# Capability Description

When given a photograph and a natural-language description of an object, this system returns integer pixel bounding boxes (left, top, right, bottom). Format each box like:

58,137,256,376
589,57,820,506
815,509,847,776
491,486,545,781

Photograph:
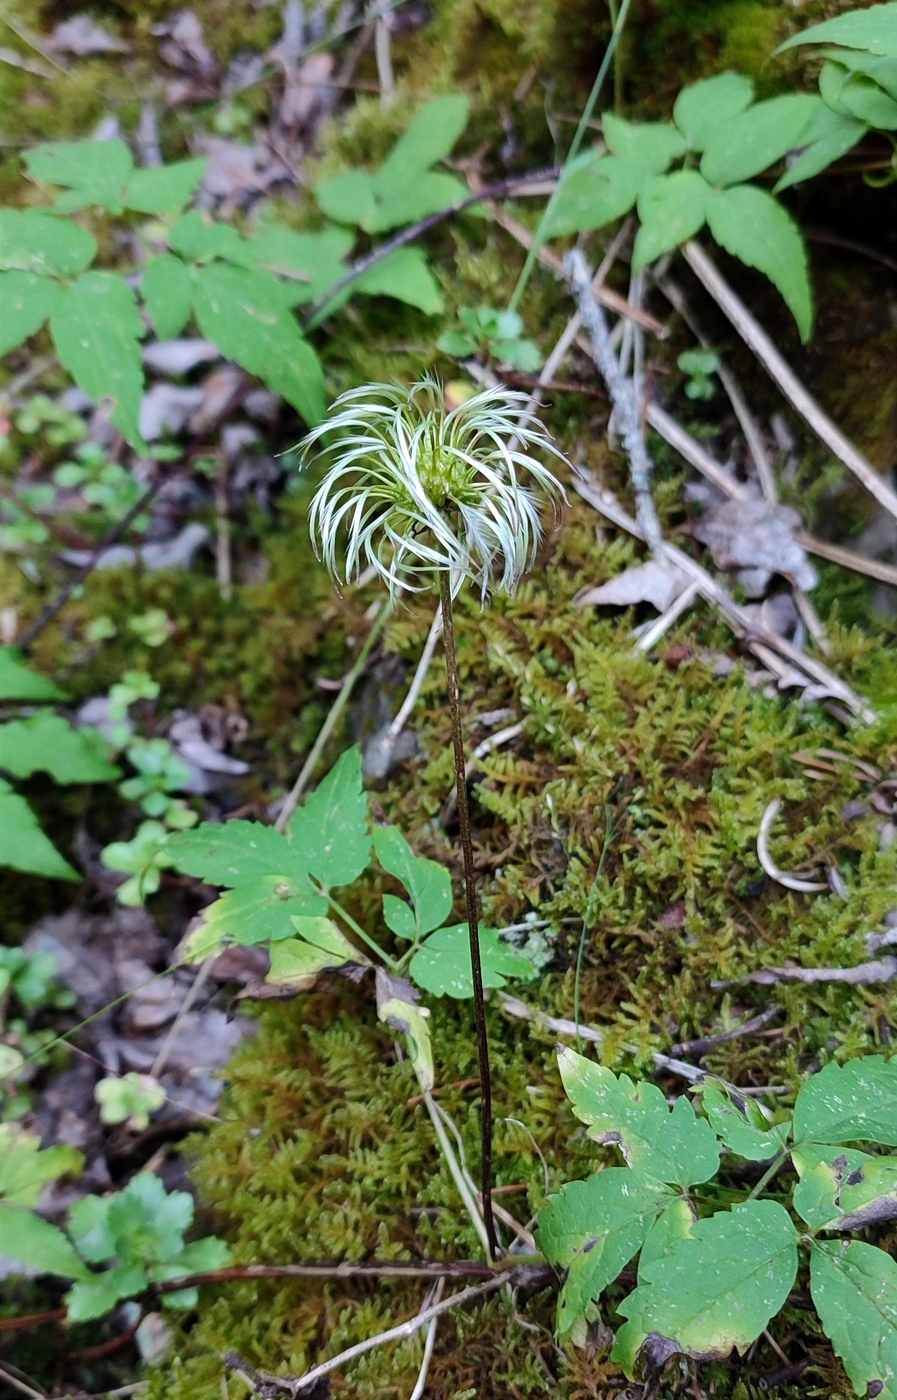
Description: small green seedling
676,348,720,400
127,609,172,648
102,819,176,905
95,1072,166,1131
438,306,543,372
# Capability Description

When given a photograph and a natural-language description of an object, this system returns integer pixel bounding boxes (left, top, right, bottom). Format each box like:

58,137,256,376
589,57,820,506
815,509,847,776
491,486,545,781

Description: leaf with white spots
794,1145,897,1231
811,1239,897,1399
288,745,371,889
793,1055,897,1148
409,923,537,999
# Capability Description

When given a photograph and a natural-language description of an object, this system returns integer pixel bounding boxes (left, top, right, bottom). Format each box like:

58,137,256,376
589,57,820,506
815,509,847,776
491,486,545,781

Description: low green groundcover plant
536,1048,897,1396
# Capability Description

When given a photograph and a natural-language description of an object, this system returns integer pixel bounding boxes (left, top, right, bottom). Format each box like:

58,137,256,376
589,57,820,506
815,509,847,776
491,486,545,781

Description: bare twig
797,532,897,591
682,241,897,526
409,1279,444,1400
670,1006,782,1058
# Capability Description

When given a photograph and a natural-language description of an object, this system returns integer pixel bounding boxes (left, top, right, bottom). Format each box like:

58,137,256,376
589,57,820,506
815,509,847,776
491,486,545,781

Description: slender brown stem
437,571,498,1259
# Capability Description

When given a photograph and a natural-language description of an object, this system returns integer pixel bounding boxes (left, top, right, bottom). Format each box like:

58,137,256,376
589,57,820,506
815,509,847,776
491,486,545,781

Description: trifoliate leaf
699,1081,791,1163
700,94,821,186
602,114,686,172
373,825,453,939
0,648,64,702
142,254,193,339
375,968,434,1092
811,1239,897,1398
673,73,755,150
288,745,371,889
612,1201,799,1376
0,778,79,880
409,924,537,999
536,1168,672,1339
0,1208,91,1282
353,247,444,315
0,712,118,783
705,184,813,341
557,1048,721,1187
794,1145,897,1231
775,5,897,58
24,139,134,213
793,1055,897,1147
192,261,324,424
544,152,644,238
124,158,209,214
774,104,868,191
0,208,96,277
0,271,62,356
632,170,710,271
181,879,327,961
0,1125,83,1205
50,271,146,448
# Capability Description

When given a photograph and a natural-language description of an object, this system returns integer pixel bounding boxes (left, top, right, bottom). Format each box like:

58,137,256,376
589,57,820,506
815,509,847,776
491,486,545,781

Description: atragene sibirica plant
301,378,567,1257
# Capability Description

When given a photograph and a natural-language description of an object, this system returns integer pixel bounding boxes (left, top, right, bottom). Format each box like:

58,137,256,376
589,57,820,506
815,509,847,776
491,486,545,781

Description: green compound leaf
353,247,444,315
705,184,812,342
123,158,208,214
699,1080,791,1163
0,208,97,277
373,824,453,940
0,271,62,356
191,261,324,425
810,1239,897,1399
25,139,134,214
544,152,643,238
0,1124,83,1206
794,1145,897,1231
700,93,821,187
793,1055,897,1147
612,1201,799,1377
776,5,897,58
673,73,755,150
181,879,327,961
536,1168,672,1340
774,103,868,192
288,745,371,889
50,271,146,448
0,1208,91,1282
0,778,79,880
602,113,687,173
557,1047,721,1187
409,923,537,999
0,648,64,702
142,254,193,339
632,170,710,271
375,968,434,1093
0,712,118,783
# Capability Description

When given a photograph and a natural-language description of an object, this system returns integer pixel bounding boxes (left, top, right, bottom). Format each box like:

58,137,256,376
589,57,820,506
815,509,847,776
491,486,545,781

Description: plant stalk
437,570,498,1259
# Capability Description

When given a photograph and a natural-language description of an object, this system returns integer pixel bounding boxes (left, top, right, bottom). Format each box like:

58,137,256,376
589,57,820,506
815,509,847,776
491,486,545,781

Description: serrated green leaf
700,93,821,186
774,104,867,191
776,5,897,58
0,1124,82,1205
0,713,118,783
811,1239,897,1399
699,1081,791,1162
167,819,299,886
544,152,644,237
673,73,755,150
236,225,353,305
50,271,146,448
705,184,813,341
316,169,378,226
363,171,468,235
0,648,64,702
66,1264,147,1321
353,246,444,315
0,1207,91,1282
603,113,686,173
25,140,134,213
375,967,434,1092
191,261,324,424
557,1047,721,1187
612,1201,799,1376
409,923,537,999
0,271,62,356
373,825,453,938
141,254,193,339
167,210,246,262
794,1145,897,1231
288,746,371,888
0,778,78,880
181,879,327,961
124,158,209,214
793,1055,897,1147
536,1168,672,1339
632,171,710,270
0,209,96,277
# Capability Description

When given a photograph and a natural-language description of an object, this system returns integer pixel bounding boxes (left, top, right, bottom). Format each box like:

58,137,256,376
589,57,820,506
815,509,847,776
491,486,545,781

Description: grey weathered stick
566,249,662,551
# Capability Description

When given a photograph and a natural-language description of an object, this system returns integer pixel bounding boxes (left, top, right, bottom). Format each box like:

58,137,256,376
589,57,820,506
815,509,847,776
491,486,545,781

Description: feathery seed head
300,379,568,601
